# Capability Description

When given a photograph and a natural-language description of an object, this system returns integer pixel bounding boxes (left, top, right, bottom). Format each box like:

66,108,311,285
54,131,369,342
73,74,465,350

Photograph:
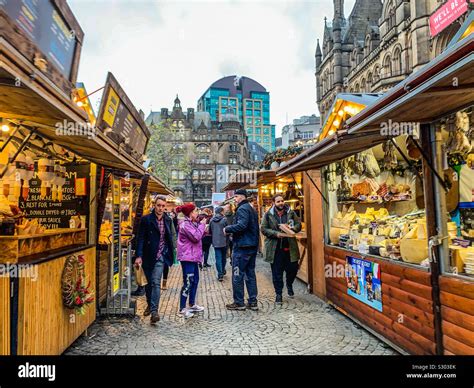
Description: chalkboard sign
111,176,121,296
96,73,150,161
1,0,78,78
19,163,90,229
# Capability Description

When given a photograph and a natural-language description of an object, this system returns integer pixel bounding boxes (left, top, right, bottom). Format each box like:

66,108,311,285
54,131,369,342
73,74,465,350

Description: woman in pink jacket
176,203,207,318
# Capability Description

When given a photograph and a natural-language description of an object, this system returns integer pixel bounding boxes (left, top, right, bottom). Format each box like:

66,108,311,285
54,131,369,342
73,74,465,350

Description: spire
333,0,344,21
315,39,322,58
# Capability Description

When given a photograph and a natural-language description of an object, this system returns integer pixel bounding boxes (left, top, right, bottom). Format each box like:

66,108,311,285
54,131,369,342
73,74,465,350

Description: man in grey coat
209,206,228,281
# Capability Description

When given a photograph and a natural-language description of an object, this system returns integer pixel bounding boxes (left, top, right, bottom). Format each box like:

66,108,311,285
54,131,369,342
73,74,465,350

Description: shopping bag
134,264,148,286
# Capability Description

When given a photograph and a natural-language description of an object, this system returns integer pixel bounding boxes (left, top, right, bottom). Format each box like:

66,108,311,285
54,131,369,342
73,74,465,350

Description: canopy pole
304,171,328,205
407,134,448,191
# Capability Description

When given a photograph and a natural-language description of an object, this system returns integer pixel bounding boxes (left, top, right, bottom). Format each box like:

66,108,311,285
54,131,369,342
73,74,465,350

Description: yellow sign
103,87,120,128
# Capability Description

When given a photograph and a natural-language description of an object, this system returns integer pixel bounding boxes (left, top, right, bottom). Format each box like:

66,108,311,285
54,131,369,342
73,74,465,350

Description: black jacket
136,210,177,268
224,200,259,249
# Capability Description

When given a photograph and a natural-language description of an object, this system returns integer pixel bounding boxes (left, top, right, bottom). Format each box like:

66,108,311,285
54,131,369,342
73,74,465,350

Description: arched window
354,83,360,93
367,73,373,90
373,65,381,82
361,78,366,93
383,55,392,77
364,35,371,57
393,46,402,75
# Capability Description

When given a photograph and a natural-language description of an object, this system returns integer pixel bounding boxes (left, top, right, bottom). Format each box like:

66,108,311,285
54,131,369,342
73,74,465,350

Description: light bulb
0,118,10,132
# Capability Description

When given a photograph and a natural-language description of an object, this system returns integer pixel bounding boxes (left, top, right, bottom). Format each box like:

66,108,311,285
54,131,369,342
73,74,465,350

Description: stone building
281,114,321,149
316,0,472,122
146,96,251,207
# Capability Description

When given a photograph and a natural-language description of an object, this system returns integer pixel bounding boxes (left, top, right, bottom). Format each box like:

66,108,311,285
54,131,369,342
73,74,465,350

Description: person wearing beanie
223,189,260,311
209,206,228,281
135,195,177,324
175,203,207,318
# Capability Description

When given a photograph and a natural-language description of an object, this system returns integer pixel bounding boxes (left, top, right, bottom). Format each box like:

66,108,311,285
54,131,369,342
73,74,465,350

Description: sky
69,0,356,137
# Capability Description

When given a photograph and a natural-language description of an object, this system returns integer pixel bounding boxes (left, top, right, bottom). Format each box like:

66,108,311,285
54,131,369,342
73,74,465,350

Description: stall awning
222,169,277,191
0,42,150,175
147,174,173,195
346,33,474,133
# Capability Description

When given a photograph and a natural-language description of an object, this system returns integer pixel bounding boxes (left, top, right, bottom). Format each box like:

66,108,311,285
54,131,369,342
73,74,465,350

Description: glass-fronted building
197,76,276,152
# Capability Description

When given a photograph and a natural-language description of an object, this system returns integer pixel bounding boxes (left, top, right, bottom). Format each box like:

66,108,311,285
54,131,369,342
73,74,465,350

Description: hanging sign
430,0,474,37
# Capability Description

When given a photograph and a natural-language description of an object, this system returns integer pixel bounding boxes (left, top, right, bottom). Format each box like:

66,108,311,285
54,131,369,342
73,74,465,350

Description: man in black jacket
224,189,260,311
135,195,176,324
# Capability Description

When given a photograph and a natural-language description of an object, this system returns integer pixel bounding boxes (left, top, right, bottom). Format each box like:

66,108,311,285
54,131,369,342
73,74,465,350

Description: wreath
61,254,94,315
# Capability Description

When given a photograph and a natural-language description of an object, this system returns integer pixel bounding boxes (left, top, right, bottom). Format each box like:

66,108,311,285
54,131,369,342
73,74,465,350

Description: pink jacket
177,218,206,262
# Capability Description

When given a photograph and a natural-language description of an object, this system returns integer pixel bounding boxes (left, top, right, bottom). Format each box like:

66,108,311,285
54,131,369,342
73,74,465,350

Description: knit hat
175,203,196,217
215,206,224,214
234,189,249,197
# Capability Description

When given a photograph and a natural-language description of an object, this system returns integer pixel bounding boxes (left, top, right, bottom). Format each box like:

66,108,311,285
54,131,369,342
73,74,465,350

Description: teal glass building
197,76,276,152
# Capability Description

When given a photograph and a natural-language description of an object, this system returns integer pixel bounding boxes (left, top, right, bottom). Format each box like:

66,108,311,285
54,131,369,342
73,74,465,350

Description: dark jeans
180,261,200,310
214,246,227,278
271,248,298,296
232,247,258,306
163,262,169,280
144,258,165,314
202,242,211,266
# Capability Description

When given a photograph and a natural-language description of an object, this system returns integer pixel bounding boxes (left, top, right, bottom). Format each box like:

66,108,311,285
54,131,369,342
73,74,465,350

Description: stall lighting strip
0,124,19,153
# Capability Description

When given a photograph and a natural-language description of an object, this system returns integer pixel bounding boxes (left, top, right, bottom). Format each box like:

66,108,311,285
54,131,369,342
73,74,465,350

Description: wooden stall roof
0,43,150,175
222,169,277,191
148,174,173,195
278,32,474,176
347,33,474,133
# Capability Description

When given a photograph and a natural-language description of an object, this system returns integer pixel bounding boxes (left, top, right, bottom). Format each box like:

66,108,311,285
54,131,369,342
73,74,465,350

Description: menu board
19,163,90,229
97,73,150,160
111,176,121,295
1,0,77,78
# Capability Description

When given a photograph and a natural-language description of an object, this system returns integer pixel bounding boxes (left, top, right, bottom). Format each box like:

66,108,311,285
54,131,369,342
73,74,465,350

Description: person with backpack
209,206,228,281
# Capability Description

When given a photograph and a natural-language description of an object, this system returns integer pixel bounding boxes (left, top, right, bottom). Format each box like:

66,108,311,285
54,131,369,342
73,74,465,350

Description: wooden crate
0,229,87,263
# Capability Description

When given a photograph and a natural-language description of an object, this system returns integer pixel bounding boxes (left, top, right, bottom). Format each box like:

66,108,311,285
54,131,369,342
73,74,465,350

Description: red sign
430,0,473,37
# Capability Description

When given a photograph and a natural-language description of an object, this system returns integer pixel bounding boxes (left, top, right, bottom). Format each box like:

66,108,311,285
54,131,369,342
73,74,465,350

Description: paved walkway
66,255,398,355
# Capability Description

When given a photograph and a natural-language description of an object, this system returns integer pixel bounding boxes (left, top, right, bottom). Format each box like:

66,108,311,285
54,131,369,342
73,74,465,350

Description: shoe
288,287,295,298
189,304,205,313
199,264,203,270
247,302,259,311
223,270,227,276
143,306,151,316
204,264,212,268
131,286,145,297
226,303,246,311
161,280,168,290
150,313,160,324
275,295,283,304
178,308,195,319
218,277,224,282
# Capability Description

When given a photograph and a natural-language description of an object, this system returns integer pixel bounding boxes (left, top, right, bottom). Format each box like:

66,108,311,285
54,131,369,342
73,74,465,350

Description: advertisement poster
345,256,383,312
111,176,121,296
429,0,474,37
215,164,229,193
211,193,226,207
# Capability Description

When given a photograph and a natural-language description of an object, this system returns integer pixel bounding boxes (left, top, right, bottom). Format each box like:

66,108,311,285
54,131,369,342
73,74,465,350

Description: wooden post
420,123,444,355
132,174,150,252
303,173,314,293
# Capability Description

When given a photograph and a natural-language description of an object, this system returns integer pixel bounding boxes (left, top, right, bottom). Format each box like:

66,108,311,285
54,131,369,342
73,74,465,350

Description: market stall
278,24,474,355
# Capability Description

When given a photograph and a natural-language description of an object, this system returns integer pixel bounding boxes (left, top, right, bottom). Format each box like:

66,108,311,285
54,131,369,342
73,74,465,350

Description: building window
256,136,261,143
255,128,261,134
229,99,237,107
207,170,213,179
393,47,402,75
172,170,178,179
255,118,261,125
245,109,252,116
221,99,228,106
383,55,392,77
248,127,253,134
254,110,261,117
248,135,254,141
246,118,253,125
246,100,252,108
263,127,269,135
178,171,185,180
263,136,269,143
254,101,261,109
193,170,199,179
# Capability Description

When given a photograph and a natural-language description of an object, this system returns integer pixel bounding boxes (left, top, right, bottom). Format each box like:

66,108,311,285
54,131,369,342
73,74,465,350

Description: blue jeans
214,246,227,278
232,247,258,306
144,258,165,314
180,261,200,310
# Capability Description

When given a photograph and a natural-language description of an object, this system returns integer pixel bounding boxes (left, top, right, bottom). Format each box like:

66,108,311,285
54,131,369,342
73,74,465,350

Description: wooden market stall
0,1,172,354
223,169,310,284
278,23,474,355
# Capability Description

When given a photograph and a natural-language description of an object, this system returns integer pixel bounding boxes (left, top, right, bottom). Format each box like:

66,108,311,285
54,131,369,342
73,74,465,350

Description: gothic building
146,96,251,207
316,0,471,122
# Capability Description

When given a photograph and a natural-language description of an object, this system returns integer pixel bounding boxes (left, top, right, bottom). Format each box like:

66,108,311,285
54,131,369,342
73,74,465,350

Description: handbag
134,264,148,286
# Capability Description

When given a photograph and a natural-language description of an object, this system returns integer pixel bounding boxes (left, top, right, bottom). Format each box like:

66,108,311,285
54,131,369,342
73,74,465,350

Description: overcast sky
69,0,356,136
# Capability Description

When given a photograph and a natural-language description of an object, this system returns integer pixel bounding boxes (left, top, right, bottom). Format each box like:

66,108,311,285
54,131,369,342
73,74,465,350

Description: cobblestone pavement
66,255,398,355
